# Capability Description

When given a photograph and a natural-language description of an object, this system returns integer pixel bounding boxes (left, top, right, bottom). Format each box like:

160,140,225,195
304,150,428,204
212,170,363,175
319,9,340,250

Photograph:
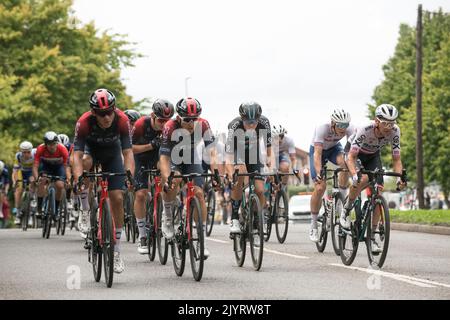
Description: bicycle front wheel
60,194,68,236
205,188,216,237
366,196,390,268
171,203,186,277
316,200,328,253
189,197,204,281
330,192,344,256
249,194,264,271
339,200,360,266
156,195,168,265
90,201,102,282
21,191,30,232
102,199,115,288
146,193,157,262
275,190,289,244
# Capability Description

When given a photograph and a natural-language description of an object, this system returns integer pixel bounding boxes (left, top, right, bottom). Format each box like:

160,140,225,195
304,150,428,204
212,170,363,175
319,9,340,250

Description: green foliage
371,9,450,198
0,0,142,165
390,209,450,226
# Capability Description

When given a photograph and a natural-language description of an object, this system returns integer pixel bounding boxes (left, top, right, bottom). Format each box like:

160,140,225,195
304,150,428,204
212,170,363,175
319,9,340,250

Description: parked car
288,194,312,221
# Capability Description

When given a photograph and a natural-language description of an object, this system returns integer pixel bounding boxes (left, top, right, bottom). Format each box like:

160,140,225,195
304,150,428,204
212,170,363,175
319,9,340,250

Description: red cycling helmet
89,88,116,110
176,97,202,118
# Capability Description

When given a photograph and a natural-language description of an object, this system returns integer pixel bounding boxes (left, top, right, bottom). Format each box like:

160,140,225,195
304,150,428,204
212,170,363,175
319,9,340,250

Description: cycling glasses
181,117,198,123
335,122,350,129
379,120,396,129
156,117,170,124
94,108,115,117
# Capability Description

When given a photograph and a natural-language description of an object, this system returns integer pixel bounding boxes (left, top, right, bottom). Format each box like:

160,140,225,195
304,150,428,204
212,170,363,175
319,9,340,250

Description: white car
288,194,312,221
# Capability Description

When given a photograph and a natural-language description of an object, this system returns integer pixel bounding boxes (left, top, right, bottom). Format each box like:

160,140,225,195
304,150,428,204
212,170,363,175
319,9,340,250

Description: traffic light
303,168,310,185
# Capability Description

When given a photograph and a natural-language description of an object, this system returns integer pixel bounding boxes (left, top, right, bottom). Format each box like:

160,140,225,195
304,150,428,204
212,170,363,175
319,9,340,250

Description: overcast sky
72,0,449,151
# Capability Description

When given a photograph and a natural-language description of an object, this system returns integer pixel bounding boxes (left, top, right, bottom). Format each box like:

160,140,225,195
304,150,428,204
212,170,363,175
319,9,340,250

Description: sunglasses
45,142,58,146
335,122,350,129
181,117,198,123
94,108,115,117
379,120,396,128
243,119,258,126
156,117,170,124
22,151,32,154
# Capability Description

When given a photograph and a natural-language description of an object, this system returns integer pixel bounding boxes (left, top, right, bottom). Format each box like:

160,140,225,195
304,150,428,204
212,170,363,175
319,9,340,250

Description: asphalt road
1,222,450,300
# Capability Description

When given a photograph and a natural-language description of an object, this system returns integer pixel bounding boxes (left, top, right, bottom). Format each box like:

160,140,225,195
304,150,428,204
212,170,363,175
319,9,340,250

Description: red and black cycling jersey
73,109,132,152
159,118,215,158
34,144,69,166
132,115,161,162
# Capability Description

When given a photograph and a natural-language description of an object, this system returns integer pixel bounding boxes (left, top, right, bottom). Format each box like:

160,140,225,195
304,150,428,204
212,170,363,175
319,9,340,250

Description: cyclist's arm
346,151,358,177
209,147,218,172
313,144,323,178
133,144,154,154
392,155,403,175
289,153,297,170
73,150,84,183
160,155,171,186
122,148,135,177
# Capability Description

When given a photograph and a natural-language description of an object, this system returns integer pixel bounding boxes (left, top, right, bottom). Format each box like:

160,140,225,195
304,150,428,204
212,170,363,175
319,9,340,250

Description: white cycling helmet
57,134,70,146
44,131,59,144
272,125,288,137
375,104,398,121
331,109,351,124
0,160,4,172
20,141,33,152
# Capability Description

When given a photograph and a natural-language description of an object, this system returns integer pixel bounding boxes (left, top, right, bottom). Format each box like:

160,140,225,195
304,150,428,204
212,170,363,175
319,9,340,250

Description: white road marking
330,264,450,289
207,237,309,259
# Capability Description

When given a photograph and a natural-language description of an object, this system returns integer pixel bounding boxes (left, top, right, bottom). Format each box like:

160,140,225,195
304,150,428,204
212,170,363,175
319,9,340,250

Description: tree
371,9,450,206
0,0,141,164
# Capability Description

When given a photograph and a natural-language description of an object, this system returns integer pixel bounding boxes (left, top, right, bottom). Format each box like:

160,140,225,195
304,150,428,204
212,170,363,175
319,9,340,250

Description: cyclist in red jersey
73,88,135,274
31,131,69,218
159,97,218,259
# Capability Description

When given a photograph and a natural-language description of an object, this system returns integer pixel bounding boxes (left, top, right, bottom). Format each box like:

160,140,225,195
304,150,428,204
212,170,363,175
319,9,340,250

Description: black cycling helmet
152,99,175,119
239,102,262,121
124,109,141,123
44,131,59,144
176,97,202,118
89,88,116,110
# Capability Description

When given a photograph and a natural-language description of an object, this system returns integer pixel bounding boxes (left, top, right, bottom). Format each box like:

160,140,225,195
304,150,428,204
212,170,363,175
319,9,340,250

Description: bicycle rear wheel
331,192,343,256
145,193,157,262
263,201,273,242
156,195,169,265
127,191,137,243
60,194,68,236
45,193,54,239
249,194,264,271
275,189,289,244
171,203,186,277
339,200,360,266
205,187,216,237
102,199,114,288
366,196,390,268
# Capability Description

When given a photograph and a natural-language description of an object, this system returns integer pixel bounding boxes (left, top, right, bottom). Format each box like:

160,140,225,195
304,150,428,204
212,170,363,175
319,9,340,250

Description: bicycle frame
96,176,116,247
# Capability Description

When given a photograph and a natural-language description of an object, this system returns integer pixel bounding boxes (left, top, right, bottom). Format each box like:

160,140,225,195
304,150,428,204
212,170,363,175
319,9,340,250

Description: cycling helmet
0,161,4,172
89,88,116,110
57,134,70,146
152,99,175,119
124,109,141,123
272,125,287,137
330,109,351,124
239,102,262,121
19,141,33,152
176,97,202,118
44,131,59,144
375,104,398,121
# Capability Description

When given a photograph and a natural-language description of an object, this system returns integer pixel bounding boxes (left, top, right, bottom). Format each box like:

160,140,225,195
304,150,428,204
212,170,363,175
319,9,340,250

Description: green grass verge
390,209,450,227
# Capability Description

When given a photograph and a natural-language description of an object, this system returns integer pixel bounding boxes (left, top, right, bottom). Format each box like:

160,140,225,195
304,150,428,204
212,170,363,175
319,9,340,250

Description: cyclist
225,102,272,234
31,132,69,221
309,109,354,243
12,141,36,225
342,104,406,253
57,134,73,203
124,109,141,126
159,97,218,259
73,88,135,274
131,99,174,254
272,125,296,186
0,161,10,228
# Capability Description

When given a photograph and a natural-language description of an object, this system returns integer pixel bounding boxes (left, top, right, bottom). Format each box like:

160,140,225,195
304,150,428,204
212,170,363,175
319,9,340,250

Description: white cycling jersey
273,135,296,155
348,122,401,157
311,123,356,150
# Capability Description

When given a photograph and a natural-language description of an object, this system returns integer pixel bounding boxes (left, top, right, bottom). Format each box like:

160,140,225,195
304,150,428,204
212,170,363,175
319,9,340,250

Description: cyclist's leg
161,163,182,239
329,143,349,198
14,170,24,217
51,165,66,215
230,163,247,233
368,153,384,228
37,164,49,215
278,153,291,185
309,145,327,230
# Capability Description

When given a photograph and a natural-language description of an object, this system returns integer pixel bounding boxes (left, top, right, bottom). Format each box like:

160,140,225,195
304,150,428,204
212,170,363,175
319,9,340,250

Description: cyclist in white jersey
342,104,406,253
272,125,296,186
309,109,355,243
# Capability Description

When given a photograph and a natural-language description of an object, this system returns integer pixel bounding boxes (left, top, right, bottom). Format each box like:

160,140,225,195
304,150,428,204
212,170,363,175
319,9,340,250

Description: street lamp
185,76,191,97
